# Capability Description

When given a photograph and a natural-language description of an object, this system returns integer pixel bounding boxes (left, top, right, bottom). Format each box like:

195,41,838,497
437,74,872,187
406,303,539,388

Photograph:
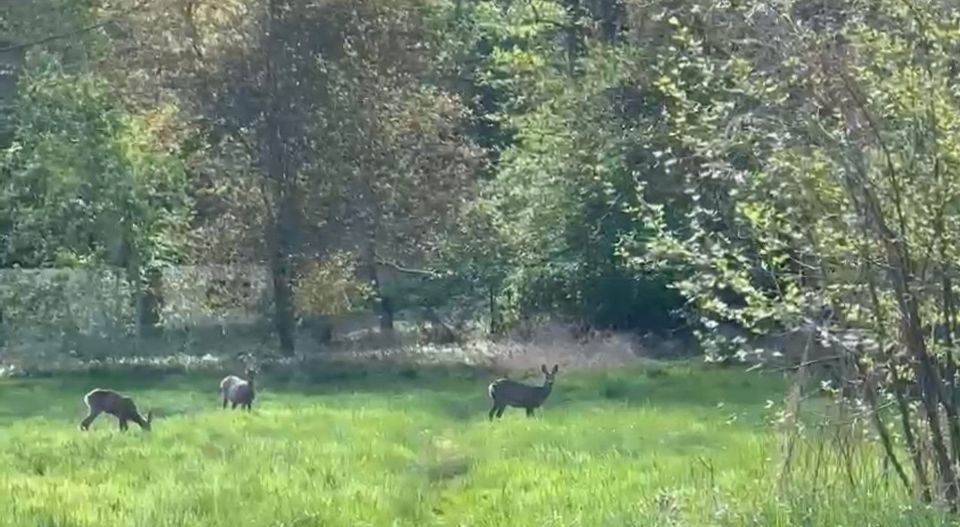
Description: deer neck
539,381,553,401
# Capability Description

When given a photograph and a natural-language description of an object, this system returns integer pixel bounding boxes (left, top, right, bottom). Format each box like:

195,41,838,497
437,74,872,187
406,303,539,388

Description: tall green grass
0,362,953,526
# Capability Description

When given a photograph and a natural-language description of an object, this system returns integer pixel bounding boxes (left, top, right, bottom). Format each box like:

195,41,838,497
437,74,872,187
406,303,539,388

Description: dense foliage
8,0,960,508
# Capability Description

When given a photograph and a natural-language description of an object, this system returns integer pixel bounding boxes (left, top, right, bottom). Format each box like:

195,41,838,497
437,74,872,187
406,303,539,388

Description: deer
79,389,153,432
488,364,559,420
220,366,257,411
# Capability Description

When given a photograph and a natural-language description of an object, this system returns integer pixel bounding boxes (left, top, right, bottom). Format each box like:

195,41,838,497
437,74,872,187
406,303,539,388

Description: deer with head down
488,364,559,420
220,366,257,411
79,389,153,432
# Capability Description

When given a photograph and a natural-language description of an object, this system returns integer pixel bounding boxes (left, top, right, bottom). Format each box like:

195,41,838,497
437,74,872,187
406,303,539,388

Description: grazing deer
79,389,152,432
488,364,559,420
220,367,256,411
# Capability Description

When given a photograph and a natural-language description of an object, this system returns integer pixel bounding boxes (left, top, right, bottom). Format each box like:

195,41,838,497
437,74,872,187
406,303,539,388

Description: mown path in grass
0,362,953,526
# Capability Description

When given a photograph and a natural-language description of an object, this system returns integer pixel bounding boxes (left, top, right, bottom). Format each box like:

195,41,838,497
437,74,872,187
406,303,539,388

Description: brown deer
488,364,559,420
79,389,152,432
220,367,256,411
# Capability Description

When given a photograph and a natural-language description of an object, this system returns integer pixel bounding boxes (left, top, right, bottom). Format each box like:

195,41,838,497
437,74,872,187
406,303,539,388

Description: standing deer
488,364,559,420
79,389,152,432
220,367,256,411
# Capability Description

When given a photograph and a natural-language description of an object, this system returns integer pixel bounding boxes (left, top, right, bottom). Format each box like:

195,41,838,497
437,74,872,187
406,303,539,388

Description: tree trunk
117,232,161,340
595,0,625,43
262,119,297,356
488,284,501,335
136,266,163,337
875,207,958,506
865,266,932,502
423,307,456,344
840,150,959,506
563,0,585,74
0,42,21,149
262,0,298,356
379,295,394,332
360,239,394,333
268,229,296,355
934,212,960,462
856,352,912,494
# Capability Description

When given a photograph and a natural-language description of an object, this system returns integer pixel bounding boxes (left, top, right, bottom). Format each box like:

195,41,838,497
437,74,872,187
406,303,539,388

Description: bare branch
374,254,441,278
0,1,149,53
526,0,571,30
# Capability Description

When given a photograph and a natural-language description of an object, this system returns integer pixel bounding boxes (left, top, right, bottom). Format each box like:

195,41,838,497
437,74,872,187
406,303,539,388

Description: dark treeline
0,0,690,346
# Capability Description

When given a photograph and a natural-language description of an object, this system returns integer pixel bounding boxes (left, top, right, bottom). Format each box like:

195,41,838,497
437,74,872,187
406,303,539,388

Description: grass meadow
0,360,955,526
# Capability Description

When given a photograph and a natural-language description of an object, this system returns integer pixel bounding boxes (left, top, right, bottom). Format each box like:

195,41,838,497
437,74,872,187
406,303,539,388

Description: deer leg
79,409,102,431
488,403,499,421
495,405,506,418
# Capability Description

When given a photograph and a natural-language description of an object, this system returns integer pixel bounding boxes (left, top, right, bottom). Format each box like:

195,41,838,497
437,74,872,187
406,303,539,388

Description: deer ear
552,364,559,374
541,364,548,374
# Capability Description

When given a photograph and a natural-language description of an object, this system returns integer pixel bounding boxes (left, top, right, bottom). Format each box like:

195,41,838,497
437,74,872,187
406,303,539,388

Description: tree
631,0,960,509
443,0,689,332
0,47,192,337
105,0,484,349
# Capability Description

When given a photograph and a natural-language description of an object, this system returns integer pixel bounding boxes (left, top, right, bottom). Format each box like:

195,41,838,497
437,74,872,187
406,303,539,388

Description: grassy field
0,360,953,526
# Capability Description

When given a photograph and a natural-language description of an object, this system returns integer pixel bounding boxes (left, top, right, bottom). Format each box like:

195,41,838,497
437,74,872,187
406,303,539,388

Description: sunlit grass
0,362,953,526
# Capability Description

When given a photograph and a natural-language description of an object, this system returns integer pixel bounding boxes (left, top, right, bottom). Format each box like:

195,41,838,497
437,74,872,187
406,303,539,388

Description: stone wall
0,265,271,350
